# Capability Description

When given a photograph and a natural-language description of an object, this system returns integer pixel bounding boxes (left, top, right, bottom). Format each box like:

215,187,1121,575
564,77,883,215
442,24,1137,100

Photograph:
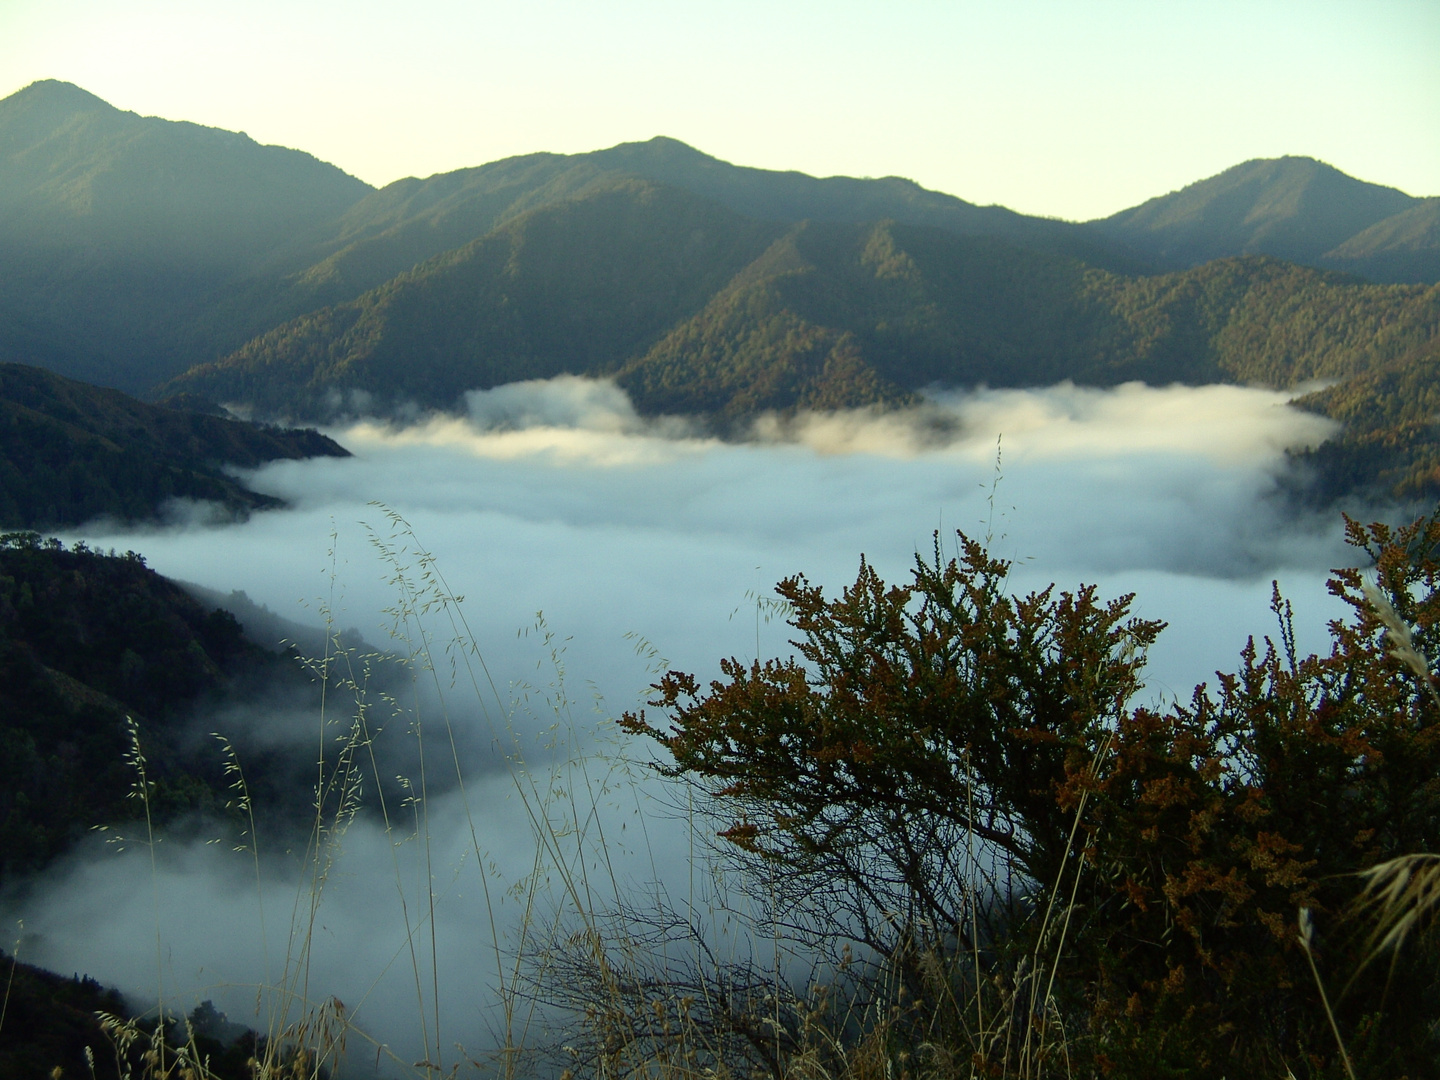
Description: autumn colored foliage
623,519,1440,1079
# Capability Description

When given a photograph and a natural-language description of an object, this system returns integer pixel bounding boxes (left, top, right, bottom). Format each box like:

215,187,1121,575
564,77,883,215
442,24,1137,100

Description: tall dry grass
77,515,1440,1080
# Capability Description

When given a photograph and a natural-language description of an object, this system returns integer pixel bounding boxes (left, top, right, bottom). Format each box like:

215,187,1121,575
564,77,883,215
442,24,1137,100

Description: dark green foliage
1323,198,1440,284
0,83,1137,393
0,956,265,1080
624,517,1440,1078
169,179,786,415
0,533,305,886
220,133,1139,344
170,181,1440,437
0,952,128,1079
0,361,348,529
625,228,1440,413
617,222,1104,413
1293,337,1440,502
1082,259,1439,387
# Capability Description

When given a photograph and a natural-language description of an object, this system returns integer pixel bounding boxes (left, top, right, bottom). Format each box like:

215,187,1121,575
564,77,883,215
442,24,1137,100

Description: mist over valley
2,377,1361,1071
1,72,1439,1079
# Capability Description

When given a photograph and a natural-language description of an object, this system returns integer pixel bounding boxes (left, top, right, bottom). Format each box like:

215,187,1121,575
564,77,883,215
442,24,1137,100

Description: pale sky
1,0,1436,221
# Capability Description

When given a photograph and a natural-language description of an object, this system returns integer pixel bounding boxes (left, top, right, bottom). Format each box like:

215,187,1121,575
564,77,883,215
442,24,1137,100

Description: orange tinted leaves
1139,774,1195,810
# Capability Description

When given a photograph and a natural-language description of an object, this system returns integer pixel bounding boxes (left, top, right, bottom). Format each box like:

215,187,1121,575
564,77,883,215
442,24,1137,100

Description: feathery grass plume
1353,853,1440,966
1360,577,1437,695
94,995,352,1080
80,531,423,1078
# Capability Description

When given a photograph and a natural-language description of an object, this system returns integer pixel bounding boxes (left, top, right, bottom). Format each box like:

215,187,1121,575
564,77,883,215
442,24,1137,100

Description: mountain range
2,78,1440,1073
2,79,1439,502
172,182,1439,423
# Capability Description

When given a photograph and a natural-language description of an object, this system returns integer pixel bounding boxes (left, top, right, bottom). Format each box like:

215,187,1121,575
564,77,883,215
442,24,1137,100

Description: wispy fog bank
755,380,1337,461
4,378,1363,1072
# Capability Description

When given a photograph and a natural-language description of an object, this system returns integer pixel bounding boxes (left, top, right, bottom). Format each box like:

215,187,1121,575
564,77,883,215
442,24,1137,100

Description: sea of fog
1,377,1369,1074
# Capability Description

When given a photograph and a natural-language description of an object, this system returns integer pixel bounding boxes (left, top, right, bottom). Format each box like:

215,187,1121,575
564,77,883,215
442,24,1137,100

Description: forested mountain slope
0,535,310,887
5,80,1440,502
289,134,1138,297
620,223,1440,417
0,82,1143,393
1293,335,1440,500
168,178,789,413
1322,197,1440,284
168,178,1440,424
0,362,348,528
0,80,372,389
3,80,1435,404
1089,156,1439,284
0,81,368,263
186,136,1149,365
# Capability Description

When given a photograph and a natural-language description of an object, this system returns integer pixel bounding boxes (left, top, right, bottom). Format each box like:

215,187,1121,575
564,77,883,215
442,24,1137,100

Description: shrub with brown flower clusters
623,517,1440,1080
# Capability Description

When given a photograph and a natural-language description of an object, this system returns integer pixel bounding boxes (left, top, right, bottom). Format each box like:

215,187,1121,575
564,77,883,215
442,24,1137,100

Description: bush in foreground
622,516,1440,1079
36,512,1440,1078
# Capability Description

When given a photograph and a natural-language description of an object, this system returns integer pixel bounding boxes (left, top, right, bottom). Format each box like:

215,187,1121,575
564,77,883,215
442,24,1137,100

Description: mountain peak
1096,154,1417,267
1214,155,1379,189
1237,154,1326,170
635,135,706,154
595,136,721,169
2,78,117,115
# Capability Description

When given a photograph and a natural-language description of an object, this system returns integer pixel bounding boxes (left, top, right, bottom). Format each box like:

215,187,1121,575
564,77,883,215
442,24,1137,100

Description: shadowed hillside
1323,197,1440,283
185,136,1152,364
167,178,788,415
0,361,349,529
167,180,1440,427
0,80,373,389
0,534,315,887
1293,336,1440,501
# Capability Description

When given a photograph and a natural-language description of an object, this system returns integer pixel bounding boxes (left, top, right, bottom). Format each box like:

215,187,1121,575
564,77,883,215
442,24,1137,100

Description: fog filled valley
0,377,1370,1074
3,62,1440,1078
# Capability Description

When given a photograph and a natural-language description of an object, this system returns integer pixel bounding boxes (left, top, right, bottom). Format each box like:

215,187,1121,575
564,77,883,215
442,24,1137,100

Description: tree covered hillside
0,82,1140,393
1293,336,1440,500
172,137,1154,390
167,178,787,413
1089,156,1439,284
0,534,316,888
620,223,1440,417
1324,197,1440,284
0,362,349,529
167,179,1440,433
0,80,373,389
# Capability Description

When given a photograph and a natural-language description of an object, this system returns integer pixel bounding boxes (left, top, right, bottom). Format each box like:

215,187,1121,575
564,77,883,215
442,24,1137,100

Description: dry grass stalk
1354,852,1440,965
1360,579,1440,705
1296,907,1357,1080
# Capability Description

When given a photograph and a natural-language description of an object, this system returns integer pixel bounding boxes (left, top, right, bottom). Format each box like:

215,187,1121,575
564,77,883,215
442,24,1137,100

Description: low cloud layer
4,378,1364,1072
755,380,1337,461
